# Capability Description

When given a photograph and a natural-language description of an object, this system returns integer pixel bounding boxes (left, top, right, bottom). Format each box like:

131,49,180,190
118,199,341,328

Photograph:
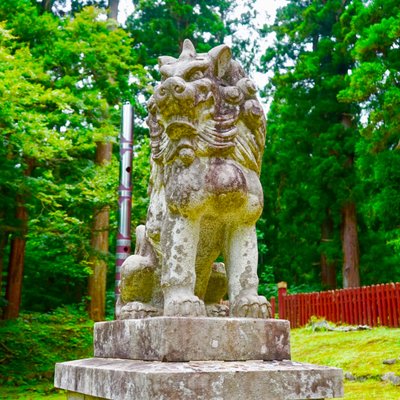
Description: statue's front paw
231,295,271,318
120,301,161,319
164,295,206,317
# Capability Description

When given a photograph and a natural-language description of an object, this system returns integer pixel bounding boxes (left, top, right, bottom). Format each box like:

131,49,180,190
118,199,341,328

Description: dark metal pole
115,102,134,303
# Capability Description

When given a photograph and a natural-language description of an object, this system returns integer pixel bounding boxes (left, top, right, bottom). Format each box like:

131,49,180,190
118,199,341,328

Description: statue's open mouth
165,121,197,140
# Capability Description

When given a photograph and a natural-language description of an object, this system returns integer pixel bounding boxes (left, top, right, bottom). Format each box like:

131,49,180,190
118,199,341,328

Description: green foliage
0,1,149,313
0,307,93,387
126,0,261,77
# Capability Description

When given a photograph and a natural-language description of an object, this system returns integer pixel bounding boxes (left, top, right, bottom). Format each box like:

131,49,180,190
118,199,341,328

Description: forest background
0,0,399,322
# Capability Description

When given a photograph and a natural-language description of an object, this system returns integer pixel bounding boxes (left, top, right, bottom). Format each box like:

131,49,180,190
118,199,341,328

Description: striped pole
115,102,134,303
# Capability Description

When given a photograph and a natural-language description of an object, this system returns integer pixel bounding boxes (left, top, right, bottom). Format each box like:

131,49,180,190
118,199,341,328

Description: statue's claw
164,295,206,317
206,303,229,317
231,295,271,319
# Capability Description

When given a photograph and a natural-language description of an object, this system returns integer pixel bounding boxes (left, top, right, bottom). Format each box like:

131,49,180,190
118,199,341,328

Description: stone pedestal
94,317,290,361
54,318,343,399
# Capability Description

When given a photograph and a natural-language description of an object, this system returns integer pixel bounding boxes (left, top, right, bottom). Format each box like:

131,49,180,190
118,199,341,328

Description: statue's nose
158,77,186,97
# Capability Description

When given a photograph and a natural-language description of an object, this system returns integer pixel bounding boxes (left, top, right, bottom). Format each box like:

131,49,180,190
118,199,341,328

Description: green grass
0,306,93,399
291,326,400,399
1,311,399,399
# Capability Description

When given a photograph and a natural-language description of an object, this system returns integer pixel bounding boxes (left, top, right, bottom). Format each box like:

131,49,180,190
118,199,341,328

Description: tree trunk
41,0,54,12
341,202,360,288
0,222,9,295
3,200,28,319
88,142,112,322
109,0,120,21
320,212,337,289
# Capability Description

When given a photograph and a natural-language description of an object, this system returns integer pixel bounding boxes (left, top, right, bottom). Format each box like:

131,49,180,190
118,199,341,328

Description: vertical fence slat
391,283,399,328
305,293,310,324
379,284,385,326
355,287,360,325
385,284,391,327
384,284,389,327
338,289,342,324
348,289,353,324
352,288,357,325
342,289,347,324
368,286,373,326
334,290,340,324
369,285,374,326
327,291,332,322
311,292,316,319
354,288,358,325
362,285,367,326
389,283,395,328
383,284,389,326
288,295,292,328
346,289,350,324
377,284,383,326
386,283,392,327
291,296,296,328
358,287,362,325
300,294,305,326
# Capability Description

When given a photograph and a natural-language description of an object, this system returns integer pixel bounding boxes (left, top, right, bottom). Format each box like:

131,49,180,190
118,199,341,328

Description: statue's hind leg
225,225,271,318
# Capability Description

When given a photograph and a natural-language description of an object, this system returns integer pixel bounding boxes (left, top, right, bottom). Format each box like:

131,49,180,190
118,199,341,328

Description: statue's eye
188,70,204,81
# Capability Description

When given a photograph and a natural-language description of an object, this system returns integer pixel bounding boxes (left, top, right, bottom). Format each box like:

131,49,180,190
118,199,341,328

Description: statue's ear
158,56,176,68
180,39,197,58
208,44,232,78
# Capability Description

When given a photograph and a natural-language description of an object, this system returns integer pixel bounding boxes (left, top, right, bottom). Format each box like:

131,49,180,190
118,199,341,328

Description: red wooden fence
271,282,400,328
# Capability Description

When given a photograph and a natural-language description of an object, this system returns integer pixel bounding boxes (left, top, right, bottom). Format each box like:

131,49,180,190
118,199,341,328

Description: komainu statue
117,39,271,319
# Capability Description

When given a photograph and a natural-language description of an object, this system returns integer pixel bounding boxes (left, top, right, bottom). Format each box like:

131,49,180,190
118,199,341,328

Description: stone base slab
94,317,290,362
55,358,343,400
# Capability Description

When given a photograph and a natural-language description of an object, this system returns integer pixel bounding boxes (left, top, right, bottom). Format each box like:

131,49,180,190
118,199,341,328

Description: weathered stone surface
118,39,271,319
94,317,290,362
55,358,343,400
382,372,400,385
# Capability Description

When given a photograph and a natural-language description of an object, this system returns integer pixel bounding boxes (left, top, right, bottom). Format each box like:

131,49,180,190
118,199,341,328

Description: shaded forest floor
1,309,399,399
0,306,93,399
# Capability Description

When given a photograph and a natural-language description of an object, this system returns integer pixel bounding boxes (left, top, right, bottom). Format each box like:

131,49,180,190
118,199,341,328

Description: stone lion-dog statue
117,39,271,319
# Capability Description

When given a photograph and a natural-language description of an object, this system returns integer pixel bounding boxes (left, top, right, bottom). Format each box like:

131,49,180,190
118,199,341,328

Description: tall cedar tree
260,0,362,289
339,0,400,283
87,0,120,321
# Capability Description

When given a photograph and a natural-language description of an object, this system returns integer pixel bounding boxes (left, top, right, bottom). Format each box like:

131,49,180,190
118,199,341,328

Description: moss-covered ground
1,311,399,399
291,326,400,399
0,307,93,399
